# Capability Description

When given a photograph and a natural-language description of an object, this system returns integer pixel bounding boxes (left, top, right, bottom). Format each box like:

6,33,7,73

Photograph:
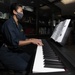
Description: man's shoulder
5,17,13,24
3,17,13,27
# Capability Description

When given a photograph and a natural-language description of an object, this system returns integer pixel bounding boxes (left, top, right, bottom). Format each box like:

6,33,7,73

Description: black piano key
44,62,63,66
44,56,57,59
43,49,57,56
45,58,60,62
44,52,57,57
43,49,54,52
44,63,64,68
44,60,63,65
44,54,56,57
44,55,58,58
44,56,58,60
43,48,53,52
44,54,59,60
44,50,55,54
44,64,64,68
44,53,56,56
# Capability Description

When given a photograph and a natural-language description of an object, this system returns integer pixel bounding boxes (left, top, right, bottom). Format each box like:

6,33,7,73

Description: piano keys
43,40,64,69
29,39,75,75
32,42,65,73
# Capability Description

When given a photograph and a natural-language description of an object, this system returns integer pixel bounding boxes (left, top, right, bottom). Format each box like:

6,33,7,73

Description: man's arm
19,38,43,46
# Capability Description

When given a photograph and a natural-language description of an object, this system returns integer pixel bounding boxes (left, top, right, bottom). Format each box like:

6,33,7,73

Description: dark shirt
1,17,26,49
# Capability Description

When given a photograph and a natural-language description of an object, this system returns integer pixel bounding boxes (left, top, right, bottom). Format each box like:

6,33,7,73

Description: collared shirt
1,17,26,48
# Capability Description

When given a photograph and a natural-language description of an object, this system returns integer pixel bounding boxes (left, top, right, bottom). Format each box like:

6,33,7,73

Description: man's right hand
30,39,43,46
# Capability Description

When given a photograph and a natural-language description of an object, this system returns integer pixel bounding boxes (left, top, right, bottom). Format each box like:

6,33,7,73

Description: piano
27,39,75,75
27,19,75,75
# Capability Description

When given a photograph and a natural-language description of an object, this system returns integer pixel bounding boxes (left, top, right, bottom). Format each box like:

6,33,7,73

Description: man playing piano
0,3,43,75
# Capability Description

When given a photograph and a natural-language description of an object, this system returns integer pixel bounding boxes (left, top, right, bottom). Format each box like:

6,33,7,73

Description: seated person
0,3,43,74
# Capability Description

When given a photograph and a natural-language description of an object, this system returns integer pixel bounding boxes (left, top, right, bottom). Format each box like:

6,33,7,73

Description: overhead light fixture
22,6,33,12
61,0,75,4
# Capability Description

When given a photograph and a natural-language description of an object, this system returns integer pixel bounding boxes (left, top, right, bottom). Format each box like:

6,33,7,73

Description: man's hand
19,38,43,46
30,39,43,46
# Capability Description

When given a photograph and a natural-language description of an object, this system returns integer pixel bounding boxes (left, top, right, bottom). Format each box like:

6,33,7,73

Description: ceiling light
61,0,75,4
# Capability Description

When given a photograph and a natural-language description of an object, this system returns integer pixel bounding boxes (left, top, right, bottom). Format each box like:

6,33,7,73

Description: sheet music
51,19,71,43
51,21,64,40
56,19,71,42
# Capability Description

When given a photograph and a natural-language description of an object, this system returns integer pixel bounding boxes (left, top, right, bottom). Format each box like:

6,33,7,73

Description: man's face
14,6,24,20
16,6,23,14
